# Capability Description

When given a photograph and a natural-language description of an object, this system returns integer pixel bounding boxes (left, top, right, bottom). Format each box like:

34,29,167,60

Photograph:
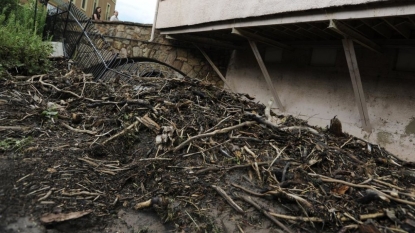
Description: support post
249,40,285,112
193,44,235,93
63,0,73,38
149,0,160,42
342,39,371,132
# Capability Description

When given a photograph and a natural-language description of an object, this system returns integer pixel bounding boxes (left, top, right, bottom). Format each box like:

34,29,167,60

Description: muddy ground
1,61,415,233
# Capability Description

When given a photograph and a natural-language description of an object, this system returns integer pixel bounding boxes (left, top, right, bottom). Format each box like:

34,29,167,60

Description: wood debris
1,64,415,232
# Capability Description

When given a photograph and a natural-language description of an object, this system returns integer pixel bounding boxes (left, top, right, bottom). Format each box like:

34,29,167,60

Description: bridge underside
157,1,415,161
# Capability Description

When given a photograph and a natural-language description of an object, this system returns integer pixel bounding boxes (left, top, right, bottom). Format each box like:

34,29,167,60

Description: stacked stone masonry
94,21,230,86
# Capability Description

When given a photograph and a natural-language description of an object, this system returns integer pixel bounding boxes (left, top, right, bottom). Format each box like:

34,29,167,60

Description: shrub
1,0,19,21
0,0,52,76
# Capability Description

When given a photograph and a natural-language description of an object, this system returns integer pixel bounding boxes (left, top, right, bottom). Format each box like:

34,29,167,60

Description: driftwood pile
1,65,415,233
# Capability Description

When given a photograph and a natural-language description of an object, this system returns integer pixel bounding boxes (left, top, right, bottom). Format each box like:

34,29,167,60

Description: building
49,0,116,20
155,0,415,161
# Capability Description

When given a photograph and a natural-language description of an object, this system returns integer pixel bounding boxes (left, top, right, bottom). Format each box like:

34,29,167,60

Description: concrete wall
226,45,415,161
156,0,388,29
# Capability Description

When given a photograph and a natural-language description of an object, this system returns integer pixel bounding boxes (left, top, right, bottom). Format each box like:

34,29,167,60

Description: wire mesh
44,1,182,82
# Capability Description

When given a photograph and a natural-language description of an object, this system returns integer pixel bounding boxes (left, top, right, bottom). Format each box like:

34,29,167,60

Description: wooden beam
328,20,382,54
267,26,299,40
295,27,321,40
372,22,392,39
342,39,371,132
360,18,391,38
352,23,376,39
280,26,306,39
281,25,313,40
248,40,285,112
306,25,333,40
232,28,292,50
382,18,411,39
166,34,243,50
407,16,415,27
193,43,235,93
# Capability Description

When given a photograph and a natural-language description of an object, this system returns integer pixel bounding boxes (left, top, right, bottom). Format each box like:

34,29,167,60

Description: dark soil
1,61,415,233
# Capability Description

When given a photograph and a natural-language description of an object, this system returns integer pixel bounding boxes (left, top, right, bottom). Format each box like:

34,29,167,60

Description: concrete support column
342,39,372,132
249,40,285,112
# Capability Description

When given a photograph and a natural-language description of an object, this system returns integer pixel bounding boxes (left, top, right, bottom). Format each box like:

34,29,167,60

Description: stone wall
93,21,229,86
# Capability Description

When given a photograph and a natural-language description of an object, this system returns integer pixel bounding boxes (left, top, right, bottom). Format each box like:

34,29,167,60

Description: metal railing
44,0,180,80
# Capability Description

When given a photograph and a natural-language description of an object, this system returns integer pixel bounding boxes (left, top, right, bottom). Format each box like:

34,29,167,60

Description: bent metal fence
44,0,178,80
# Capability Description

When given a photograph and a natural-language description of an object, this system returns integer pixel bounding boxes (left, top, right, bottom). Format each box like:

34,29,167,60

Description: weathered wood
342,39,372,132
249,40,285,112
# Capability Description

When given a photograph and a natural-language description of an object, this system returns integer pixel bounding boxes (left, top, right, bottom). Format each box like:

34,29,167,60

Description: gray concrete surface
156,0,390,29
226,46,415,161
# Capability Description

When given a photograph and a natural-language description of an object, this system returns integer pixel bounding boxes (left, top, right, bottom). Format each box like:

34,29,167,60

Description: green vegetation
41,108,59,120
0,137,32,151
0,0,53,76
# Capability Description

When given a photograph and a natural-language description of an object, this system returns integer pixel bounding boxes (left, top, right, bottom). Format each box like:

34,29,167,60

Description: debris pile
1,65,415,233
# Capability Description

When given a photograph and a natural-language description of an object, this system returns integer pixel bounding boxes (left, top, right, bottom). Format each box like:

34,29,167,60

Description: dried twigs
139,158,172,161
269,212,324,222
61,122,97,135
267,145,287,170
0,126,30,131
340,136,354,148
27,186,50,196
86,99,151,108
40,210,92,224
265,188,314,211
137,115,160,133
280,126,321,136
101,119,140,145
78,157,129,175
244,111,322,137
244,146,257,159
309,173,415,206
239,195,295,233
194,161,272,175
173,121,256,152
78,157,99,167
211,185,245,215
360,212,385,220
61,190,101,196
16,173,33,183
267,211,372,223
231,183,264,197
38,190,53,202
39,75,82,99
373,179,404,191
204,116,232,133
244,112,281,130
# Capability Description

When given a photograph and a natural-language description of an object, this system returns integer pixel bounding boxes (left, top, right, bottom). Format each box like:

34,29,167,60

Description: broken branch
211,185,245,215
239,195,294,233
173,121,256,152
101,119,140,145
61,122,97,135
